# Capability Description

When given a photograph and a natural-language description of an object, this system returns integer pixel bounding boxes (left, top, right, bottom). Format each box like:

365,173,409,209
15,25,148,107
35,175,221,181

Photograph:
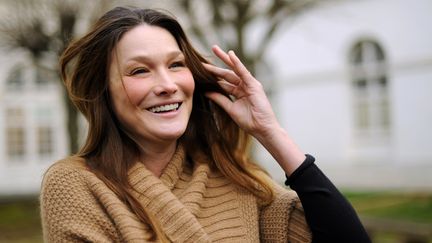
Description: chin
157,128,187,141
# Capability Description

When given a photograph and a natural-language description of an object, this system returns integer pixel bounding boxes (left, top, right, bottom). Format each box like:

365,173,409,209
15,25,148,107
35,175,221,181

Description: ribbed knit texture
40,146,311,242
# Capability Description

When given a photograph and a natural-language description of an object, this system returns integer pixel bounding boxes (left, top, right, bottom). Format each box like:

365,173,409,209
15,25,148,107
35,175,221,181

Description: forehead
114,24,180,61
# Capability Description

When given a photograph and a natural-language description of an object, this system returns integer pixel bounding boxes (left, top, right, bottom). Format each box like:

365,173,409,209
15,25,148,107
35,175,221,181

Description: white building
255,0,432,190
0,51,68,196
0,0,431,195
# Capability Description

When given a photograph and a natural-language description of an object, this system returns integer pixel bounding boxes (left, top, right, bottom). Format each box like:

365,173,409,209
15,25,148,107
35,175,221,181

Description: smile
147,102,181,113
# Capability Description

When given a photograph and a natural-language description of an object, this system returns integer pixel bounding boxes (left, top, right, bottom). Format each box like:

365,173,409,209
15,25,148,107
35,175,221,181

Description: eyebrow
125,50,184,64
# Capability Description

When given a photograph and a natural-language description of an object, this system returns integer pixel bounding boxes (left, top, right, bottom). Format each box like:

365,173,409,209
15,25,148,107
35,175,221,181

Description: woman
40,6,370,243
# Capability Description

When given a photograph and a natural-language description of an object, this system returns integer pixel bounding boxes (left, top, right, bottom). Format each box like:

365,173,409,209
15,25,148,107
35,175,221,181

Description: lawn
0,192,431,242
345,191,432,243
344,191,432,224
0,196,43,243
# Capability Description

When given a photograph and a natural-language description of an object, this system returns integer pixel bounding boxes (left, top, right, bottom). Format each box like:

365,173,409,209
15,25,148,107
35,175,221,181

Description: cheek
109,80,141,118
108,83,130,115
180,71,195,96
122,79,151,106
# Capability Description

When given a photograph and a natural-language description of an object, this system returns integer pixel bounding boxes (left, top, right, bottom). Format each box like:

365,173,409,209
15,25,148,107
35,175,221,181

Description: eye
169,61,185,69
129,68,149,76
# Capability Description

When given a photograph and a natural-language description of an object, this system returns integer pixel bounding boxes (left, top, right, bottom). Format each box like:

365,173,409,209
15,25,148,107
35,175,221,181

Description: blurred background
0,0,431,242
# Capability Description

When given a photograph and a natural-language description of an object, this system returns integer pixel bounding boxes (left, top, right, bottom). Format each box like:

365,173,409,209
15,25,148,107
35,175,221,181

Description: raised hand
204,45,305,175
204,45,279,140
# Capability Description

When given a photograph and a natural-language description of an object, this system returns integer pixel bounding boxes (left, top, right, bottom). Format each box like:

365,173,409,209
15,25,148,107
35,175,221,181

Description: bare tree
0,0,112,153
0,0,321,153
176,0,320,79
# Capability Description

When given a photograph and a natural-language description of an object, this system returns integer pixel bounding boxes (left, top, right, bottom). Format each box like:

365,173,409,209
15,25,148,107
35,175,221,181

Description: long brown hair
60,6,273,241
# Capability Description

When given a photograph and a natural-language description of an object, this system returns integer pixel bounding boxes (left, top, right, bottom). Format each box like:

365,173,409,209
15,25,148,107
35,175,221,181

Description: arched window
349,39,390,140
6,63,52,90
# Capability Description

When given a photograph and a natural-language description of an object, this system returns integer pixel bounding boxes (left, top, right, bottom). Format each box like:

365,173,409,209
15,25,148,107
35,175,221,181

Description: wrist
252,121,284,145
254,126,305,175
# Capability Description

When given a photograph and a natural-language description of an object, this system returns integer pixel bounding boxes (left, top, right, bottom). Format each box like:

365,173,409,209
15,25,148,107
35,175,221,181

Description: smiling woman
39,6,370,243
109,25,194,163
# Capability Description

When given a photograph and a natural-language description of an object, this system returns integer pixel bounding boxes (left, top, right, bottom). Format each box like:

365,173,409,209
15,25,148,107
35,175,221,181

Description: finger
202,63,241,85
217,80,239,97
228,50,254,83
211,45,234,68
205,92,234,114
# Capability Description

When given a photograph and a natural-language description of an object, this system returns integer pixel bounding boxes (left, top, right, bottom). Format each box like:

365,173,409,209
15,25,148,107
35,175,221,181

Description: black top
285,155,371,243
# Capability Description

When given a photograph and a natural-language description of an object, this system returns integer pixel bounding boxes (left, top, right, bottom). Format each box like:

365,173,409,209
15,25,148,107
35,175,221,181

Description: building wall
0,0,431,194
391,63,432,164
0,52,68,196
255,0,432,189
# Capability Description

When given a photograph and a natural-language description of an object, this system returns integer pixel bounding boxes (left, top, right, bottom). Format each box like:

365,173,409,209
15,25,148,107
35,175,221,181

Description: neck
138,140,178,177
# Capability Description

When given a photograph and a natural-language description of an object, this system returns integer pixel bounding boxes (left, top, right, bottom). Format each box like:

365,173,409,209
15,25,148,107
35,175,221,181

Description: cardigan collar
127,145,212,242
159,144,185,190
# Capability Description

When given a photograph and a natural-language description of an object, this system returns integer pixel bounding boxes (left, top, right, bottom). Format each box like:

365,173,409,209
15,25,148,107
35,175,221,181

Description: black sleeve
285,155,371,243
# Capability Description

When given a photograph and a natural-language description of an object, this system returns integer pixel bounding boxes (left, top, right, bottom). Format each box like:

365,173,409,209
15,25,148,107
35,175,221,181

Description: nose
153,70,178,96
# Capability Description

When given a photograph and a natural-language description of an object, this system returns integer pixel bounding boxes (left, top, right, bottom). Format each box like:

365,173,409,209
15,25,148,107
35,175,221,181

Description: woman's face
109,24,195,146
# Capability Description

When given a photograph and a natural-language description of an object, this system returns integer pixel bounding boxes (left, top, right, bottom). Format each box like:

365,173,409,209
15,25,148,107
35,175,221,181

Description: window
349,39,390,141
5,108,26,160
6,65,25,90
7,63,53,90
35,107,55,158
35,67,51,86
37,126,53,156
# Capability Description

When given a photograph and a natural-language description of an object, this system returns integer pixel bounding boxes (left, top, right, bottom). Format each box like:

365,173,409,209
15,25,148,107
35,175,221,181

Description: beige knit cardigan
40,146,311,242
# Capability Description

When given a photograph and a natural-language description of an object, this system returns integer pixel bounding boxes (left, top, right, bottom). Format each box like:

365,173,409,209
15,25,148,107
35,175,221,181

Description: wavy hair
60,6,274,241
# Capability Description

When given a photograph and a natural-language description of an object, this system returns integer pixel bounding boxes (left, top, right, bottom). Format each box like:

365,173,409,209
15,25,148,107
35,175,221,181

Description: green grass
344,191,432,243
344,191,432,224
0,197,43,243
0,192,431,242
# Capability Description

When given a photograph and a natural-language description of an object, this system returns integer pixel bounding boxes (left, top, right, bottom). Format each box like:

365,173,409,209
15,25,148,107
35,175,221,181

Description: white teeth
148,103,179,113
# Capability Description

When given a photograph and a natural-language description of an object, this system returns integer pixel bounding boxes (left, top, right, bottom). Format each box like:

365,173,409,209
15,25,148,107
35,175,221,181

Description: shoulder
262,175,301,211
40,156,103,226
43,156,89,183
40,156,94,219
273,181,300,205
255,170,299,207
41,156,92,202
259,176,311,242
40,157,121,241
44,156,88,175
